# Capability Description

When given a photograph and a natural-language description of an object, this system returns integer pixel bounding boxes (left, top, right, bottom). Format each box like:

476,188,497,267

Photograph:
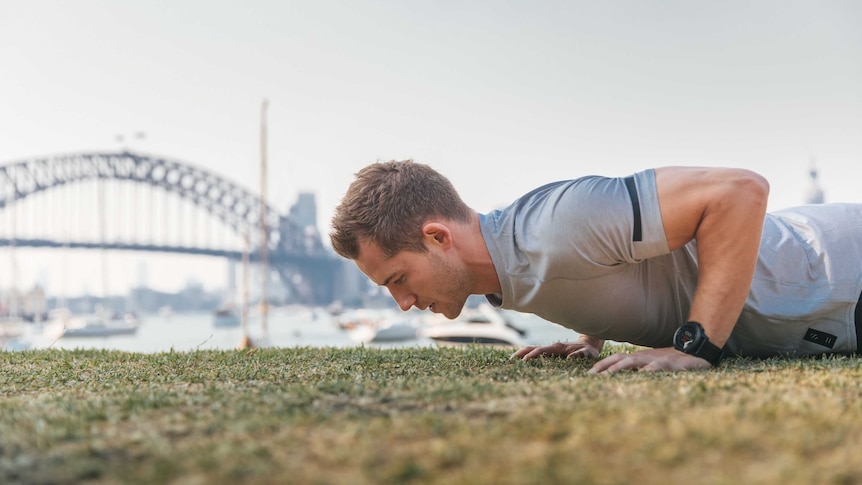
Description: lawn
1,346,861,484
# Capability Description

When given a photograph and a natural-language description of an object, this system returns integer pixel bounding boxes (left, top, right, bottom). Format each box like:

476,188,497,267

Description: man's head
329,160,472,260
330,161,475,317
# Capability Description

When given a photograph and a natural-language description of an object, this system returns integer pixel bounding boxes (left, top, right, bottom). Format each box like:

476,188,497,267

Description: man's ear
422,222,453,249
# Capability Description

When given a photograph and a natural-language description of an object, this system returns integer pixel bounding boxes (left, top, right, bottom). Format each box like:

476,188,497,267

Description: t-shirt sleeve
512,169,670,274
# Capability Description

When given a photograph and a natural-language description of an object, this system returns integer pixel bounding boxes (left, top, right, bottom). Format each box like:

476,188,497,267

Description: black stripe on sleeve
623,176,643,242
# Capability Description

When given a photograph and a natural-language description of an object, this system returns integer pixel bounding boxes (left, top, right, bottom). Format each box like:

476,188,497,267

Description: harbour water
5,307,580,353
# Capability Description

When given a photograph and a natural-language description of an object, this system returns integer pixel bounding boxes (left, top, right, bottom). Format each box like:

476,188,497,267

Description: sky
1,0,861,298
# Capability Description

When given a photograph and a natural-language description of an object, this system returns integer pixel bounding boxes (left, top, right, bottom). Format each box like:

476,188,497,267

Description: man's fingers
565,347,594,359
588,353,648,373
511,343,571,360
510,345,545,360
509,346,536,360
587,353,623,373
523,347,547,360
640,361,664,372
588,349,712,373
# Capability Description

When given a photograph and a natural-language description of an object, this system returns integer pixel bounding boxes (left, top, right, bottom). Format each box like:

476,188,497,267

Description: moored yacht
46,309,139,339
347,313,421,344
419,303,527,348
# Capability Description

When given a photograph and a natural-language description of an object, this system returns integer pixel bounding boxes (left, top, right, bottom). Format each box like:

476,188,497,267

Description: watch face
677,328,696,350
674,322,704,353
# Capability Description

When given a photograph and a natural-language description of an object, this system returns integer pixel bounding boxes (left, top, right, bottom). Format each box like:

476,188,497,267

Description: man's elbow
734,169,770,209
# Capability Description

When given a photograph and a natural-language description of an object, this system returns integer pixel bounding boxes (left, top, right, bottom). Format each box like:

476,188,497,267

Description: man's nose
388,287,416,311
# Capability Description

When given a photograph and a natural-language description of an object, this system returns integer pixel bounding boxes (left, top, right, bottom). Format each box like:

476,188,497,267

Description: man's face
354,239,470,319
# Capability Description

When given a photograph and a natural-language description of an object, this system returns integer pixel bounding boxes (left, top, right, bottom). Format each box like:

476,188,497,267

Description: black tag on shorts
803,328,837,349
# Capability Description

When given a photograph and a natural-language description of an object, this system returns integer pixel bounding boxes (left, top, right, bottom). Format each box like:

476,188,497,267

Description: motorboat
335,308,397,331
419,304,527,348
0,317,32,350
348,316,420,344
337,308,421,343
46,309,139,339
0,318,26,339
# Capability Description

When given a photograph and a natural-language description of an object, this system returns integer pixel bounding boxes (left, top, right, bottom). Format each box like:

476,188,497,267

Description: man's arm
589,166,769,373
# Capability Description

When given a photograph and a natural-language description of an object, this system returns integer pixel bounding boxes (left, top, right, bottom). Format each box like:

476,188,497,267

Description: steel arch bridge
0,150,343,304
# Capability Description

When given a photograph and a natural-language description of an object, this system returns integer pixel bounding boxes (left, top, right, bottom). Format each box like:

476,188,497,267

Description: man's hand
510,336,604,361
587,347,713,374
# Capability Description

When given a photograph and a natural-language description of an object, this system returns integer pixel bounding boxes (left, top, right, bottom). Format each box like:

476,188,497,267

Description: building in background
289,192,318,230
1,285,46,321
804,159,825,205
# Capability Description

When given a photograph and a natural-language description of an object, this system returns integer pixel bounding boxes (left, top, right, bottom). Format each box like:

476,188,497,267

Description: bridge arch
0,150,326,256
0,151,344,304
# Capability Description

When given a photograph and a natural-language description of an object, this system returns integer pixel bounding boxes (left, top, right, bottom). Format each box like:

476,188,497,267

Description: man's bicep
654,167,718,251
654,166,770,251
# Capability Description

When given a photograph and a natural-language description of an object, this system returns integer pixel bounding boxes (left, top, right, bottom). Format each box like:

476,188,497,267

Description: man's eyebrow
381,273,396,286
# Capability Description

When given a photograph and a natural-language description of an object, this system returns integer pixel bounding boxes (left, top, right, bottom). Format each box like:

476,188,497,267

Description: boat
348,316,420,344
213,305,241,328
419,303,527,348
0,317,32,350
335,308,396,331
336,308,421,343
47,310,140,339
0,318,26,340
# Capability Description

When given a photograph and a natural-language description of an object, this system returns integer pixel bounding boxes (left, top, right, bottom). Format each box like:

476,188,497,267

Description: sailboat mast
238,230,251,349
99,178,109,315
260,99,269,335
7,187,18,324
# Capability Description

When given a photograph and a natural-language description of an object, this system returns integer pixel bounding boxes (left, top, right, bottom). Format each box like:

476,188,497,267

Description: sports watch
673,321,725,366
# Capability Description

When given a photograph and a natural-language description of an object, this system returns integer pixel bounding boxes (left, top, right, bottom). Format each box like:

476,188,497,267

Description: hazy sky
2,0,861,296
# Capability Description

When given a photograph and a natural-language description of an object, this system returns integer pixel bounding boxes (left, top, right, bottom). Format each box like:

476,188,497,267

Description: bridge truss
0,151,343,304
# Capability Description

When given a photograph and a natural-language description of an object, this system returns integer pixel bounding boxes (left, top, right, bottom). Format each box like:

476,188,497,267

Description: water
6,308,581,353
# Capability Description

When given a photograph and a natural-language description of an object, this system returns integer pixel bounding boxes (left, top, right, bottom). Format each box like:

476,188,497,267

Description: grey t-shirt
480,169,862,357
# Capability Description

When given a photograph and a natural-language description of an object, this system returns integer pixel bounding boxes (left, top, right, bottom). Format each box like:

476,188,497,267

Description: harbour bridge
0,150,350,305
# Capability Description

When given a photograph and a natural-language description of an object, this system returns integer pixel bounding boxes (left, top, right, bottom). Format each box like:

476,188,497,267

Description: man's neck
454,213,502,295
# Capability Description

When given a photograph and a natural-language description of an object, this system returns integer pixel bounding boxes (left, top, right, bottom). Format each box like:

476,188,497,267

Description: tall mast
237,230,252,349
260,99,269,336
8,185,18,322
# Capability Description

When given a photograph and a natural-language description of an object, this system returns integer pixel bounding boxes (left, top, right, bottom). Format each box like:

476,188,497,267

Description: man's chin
441,306,465,320
428,300,467,319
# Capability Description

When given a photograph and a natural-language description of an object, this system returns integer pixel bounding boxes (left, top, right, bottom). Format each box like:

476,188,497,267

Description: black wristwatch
673,321,725,366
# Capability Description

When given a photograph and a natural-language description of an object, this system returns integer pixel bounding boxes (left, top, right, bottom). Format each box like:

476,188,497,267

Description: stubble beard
428,251,471,320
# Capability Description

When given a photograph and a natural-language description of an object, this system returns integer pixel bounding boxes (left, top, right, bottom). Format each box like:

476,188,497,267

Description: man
329,160,862,373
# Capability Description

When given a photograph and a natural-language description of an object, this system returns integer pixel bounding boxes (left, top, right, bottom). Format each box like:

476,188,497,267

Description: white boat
419,304,527,348
46,309,140,339
336,308,397,331
0,318,27,339
0,317,32,350
337,308,421,343
348,317,420,344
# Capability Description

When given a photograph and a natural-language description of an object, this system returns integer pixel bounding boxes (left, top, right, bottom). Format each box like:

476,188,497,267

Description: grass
2,346,862,484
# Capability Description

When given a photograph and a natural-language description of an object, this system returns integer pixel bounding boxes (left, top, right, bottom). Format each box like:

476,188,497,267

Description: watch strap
693,338,725,366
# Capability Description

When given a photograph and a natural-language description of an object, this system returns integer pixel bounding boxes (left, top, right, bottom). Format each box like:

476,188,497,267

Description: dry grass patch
1,347,861,484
